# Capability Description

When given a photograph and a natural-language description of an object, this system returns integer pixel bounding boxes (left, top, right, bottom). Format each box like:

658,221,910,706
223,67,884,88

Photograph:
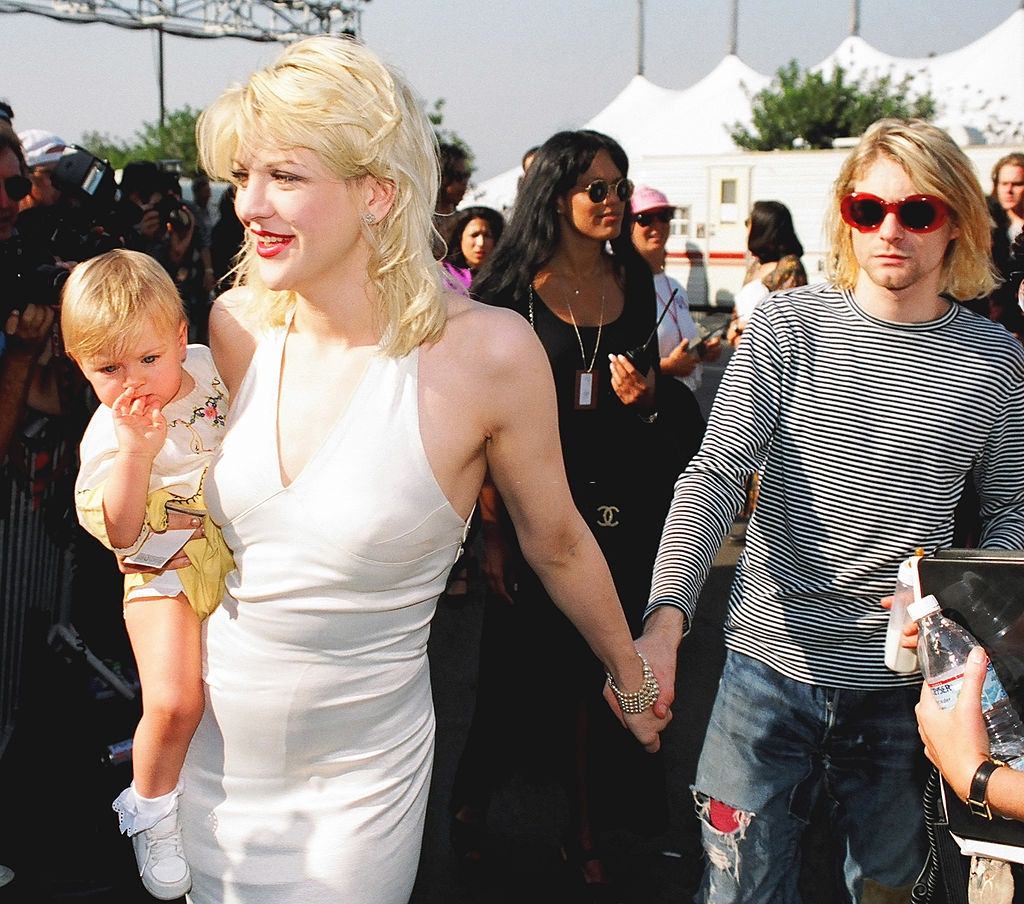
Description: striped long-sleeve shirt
646,283,1024,688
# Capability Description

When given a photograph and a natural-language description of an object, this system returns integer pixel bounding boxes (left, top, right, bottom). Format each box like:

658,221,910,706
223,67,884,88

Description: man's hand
4,303,55,351
880,594,921,649
112,387,167,458
636,606,685,720
137,206,162,242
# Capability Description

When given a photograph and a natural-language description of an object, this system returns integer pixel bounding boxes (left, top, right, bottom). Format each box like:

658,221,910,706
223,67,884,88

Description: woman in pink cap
630,185,722,393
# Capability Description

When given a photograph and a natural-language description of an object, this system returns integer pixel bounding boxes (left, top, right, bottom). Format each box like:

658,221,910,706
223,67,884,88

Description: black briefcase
918,549,1024,855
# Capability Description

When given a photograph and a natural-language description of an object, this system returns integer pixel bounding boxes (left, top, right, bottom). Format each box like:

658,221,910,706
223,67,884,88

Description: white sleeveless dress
180,326,469,903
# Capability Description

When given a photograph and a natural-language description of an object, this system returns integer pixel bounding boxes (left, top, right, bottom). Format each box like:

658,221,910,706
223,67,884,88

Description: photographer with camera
0,124,64,443
119,161,195,275
118,161,207,339
17,130,66,211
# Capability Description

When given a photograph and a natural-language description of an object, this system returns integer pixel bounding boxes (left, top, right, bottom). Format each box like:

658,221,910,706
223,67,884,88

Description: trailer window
719,180,738,223
671,206,690,237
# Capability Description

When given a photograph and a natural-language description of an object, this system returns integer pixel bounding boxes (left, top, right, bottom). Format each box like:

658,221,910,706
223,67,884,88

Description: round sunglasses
582,177,633,204
2,175,32,203
840,192,949,234
635,209,673,227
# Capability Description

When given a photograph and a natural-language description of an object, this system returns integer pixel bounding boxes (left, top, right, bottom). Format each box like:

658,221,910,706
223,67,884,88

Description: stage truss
0,0,368,41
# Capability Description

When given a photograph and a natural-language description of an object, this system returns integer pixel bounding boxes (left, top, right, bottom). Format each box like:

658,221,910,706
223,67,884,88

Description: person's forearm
102,451,155,548
521,514,644,690
987,766,1024,820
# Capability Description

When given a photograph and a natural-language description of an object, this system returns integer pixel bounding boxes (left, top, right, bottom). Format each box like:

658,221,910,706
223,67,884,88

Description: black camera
0,240,69,321
51,147,117,211
45,146,125,262
155,195,192,236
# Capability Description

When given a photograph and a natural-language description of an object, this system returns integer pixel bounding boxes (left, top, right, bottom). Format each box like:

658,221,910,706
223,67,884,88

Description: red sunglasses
840,192,949,234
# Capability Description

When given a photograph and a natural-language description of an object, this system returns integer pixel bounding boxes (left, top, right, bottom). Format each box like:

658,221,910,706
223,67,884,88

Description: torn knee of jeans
693,789,754,881
693,789,753,836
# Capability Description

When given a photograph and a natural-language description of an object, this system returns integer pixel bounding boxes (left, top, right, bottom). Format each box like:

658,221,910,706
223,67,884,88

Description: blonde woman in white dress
126,36,670,904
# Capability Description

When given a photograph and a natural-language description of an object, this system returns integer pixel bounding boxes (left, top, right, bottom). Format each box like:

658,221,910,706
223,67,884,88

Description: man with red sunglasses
638,118,1024,903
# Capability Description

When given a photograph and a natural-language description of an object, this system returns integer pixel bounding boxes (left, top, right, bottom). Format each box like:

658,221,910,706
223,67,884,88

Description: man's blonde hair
197,35,446,357
61,249,185,362
826,118,998,300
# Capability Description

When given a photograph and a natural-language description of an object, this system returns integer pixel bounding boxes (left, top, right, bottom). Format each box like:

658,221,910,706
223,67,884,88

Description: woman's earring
363,212,376,225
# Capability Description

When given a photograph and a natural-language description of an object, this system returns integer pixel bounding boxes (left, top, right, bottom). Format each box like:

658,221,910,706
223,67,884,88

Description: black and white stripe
646,283,1024,688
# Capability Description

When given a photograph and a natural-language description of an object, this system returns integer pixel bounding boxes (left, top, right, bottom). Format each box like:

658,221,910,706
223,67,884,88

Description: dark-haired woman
728,199,807,346
441,205,504,293
450,130,681,900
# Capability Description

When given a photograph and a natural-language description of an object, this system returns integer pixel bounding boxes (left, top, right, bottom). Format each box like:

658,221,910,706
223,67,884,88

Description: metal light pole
158,25,166,130
636,0,645,76
727,0,738,56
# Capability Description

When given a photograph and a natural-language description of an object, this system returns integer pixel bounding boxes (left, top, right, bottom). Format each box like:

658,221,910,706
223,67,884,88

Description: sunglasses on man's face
2,175,32,203
583,177,633,204
635,209,672,227
448,171,470,183
840,192,949,234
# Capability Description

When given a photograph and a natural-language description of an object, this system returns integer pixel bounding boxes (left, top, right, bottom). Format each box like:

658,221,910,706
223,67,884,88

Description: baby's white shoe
131,804,191,900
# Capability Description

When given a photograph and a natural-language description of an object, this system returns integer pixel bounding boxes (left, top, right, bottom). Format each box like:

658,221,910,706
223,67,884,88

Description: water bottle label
927,663,1007,712
928,672,964,711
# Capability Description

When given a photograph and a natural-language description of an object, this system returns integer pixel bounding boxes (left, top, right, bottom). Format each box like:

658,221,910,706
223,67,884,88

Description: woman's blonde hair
197,36,446,357
61,249,185,362
826,118,998,301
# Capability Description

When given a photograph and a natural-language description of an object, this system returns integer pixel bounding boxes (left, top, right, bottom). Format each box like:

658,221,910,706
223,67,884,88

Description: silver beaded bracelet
606,650,660,714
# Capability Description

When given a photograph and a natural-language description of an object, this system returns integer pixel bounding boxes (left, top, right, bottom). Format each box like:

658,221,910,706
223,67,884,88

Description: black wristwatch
966,759,1001,819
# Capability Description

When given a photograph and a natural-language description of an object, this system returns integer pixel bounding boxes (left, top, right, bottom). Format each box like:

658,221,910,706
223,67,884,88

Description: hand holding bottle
916,646,992,803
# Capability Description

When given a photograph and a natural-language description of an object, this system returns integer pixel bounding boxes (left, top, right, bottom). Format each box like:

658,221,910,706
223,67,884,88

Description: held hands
602,608,685,753
636,607,682,720
608,353,655,408
915,646,991,802
112,387,167,458
601,664,672,754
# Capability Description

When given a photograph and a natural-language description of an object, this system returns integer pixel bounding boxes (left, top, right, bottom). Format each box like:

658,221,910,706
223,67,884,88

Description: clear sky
1,0,1019,181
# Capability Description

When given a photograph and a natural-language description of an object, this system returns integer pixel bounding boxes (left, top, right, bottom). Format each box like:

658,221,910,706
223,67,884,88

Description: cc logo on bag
597,505,620,527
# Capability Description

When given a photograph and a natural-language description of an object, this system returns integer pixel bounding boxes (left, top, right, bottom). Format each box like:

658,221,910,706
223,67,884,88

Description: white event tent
469,8,1024,212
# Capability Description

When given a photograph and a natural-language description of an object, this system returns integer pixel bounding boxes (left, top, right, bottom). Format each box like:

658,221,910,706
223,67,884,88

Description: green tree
730,61,936,151
82,105,202,174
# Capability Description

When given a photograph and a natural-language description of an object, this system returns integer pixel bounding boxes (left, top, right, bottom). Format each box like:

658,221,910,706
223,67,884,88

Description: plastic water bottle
885,551,922,673
909,594,1024,770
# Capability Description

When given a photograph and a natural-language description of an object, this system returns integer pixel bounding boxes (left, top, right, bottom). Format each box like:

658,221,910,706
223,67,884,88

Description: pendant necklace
559,274,605,411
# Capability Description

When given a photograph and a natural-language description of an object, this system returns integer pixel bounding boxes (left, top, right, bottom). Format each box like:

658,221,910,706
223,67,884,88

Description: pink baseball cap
631,185,671,216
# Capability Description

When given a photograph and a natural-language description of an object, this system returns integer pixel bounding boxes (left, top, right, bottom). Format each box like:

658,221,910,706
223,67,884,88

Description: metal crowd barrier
0,444,75,759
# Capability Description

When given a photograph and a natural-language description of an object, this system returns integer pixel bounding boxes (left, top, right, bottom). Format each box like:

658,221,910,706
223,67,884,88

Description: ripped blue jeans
693,651,927,904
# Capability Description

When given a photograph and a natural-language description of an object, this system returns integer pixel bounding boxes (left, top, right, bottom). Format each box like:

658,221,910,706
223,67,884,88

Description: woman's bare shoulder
209,287,260,394
441,294,537,365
